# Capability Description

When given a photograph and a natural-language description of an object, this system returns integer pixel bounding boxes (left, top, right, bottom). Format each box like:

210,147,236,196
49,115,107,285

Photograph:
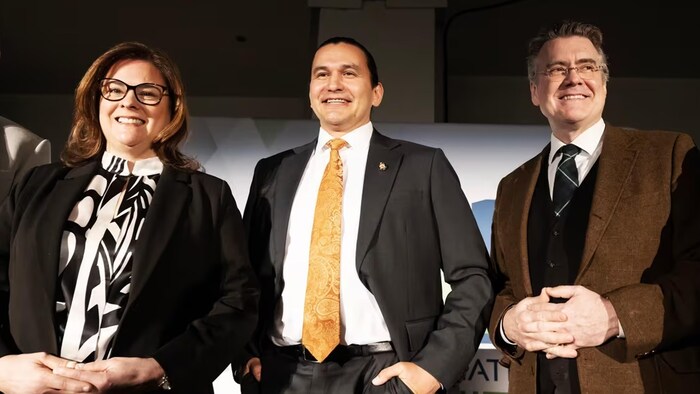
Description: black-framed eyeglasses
99,78,170,105
539,63,605,81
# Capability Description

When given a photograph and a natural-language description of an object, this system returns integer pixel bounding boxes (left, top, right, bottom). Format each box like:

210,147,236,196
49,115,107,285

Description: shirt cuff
617,320,625,338
499,318,517,345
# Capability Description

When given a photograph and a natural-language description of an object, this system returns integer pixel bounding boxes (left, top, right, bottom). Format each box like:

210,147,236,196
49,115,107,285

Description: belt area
276,342,394,363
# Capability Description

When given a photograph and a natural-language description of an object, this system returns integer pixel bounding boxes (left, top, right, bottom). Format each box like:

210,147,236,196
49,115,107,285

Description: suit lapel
356,131,402,271
129,167,189,302
271,141,315,268
576,126,638,281
38,162,98,353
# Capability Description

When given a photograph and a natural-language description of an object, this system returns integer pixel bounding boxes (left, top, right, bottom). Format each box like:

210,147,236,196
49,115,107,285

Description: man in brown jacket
489,20,700,393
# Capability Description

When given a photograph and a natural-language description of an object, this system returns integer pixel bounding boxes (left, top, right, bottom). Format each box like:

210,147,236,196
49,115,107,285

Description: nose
120,88,140,107
327,72,343,91
563,67,584,85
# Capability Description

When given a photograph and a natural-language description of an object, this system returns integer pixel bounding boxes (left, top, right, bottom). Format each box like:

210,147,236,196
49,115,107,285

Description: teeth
116,117,145,125
562,95,585,100
325,99,347,103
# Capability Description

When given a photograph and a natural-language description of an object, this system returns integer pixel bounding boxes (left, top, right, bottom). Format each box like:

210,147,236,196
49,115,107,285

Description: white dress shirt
272,121,391,346
547,118,605,197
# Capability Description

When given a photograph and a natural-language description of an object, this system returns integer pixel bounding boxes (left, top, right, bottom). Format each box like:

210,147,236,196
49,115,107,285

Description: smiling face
99,59,171,161
309,42,383,136
530,36,607,141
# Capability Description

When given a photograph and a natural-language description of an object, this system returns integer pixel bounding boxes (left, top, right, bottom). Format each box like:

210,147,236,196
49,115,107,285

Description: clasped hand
502,285,620,359
0,353,164,394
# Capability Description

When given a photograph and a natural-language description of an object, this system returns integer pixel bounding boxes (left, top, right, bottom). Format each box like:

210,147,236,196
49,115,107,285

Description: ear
372,82,384,107
530,80,540,106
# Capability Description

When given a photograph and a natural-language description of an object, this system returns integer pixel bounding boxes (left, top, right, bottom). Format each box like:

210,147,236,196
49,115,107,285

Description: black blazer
0,161,259,394
244,130,493,388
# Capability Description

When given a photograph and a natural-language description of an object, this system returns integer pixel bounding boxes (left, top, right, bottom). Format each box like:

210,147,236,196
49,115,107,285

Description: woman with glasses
0,42,259,393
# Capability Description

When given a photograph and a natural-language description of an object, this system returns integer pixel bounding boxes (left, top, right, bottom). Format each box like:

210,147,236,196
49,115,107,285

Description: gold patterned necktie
302,138,347,362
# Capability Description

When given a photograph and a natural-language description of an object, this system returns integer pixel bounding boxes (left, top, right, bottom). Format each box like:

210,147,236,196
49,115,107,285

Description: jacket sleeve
0,166,42,356
233,158,276,378
411,149,494,388
488,179,524,363
603,133,700,361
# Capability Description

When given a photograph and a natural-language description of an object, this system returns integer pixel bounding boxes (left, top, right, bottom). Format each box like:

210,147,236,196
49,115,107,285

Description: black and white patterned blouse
56,152,163,362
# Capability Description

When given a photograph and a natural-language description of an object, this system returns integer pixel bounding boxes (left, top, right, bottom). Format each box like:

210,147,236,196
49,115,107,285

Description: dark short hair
62,41,198,171
317,37,380,87
527,20,609,83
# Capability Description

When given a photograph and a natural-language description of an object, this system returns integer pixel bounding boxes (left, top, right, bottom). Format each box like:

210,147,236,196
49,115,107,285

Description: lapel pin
378,162,387,171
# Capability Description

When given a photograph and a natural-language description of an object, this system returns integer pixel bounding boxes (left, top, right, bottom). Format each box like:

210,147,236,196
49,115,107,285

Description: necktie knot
558,144,581,158
327,138,347,151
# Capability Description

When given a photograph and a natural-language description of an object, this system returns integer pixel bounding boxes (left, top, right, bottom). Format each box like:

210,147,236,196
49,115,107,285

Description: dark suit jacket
0,160,259,393
489,126,700,393
243,130,493,388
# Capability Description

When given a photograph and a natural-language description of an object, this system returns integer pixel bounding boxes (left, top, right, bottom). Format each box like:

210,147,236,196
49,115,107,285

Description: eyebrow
311,63,361,74
545,58,600,68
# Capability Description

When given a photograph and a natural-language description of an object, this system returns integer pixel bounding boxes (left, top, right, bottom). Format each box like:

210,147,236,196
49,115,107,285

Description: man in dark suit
238,37,493,393
489,20,700,393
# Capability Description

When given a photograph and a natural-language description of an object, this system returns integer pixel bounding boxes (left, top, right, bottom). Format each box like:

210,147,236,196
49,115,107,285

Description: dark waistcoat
527,156,599,394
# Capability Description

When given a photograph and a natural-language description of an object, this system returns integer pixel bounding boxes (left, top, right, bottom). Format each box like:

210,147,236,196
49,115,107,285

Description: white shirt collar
315,122,374,154
101,151,164,176
549,118,605,163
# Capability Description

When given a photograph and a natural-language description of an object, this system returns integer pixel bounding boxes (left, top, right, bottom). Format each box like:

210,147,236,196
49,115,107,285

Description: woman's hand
0,352,95,393
52,357,164,393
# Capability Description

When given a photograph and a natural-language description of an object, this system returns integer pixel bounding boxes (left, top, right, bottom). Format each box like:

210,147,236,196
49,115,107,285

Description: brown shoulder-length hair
62,41,199,171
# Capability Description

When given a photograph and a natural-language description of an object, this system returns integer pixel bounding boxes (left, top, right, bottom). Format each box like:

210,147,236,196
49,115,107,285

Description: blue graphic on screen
471,199,495,346
472,199,495,252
